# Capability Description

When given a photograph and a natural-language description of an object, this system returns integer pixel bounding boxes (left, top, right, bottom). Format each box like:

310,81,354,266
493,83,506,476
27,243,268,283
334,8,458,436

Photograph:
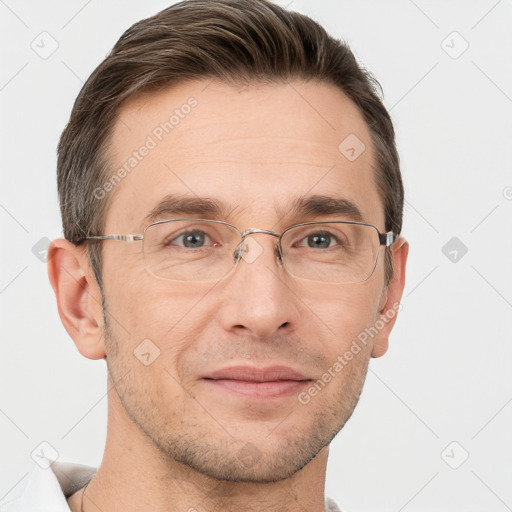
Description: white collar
1,458,96,511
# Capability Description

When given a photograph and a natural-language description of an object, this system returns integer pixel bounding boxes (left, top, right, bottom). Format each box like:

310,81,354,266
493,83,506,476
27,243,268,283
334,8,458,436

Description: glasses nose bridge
235,227,282,261
240,227,280,240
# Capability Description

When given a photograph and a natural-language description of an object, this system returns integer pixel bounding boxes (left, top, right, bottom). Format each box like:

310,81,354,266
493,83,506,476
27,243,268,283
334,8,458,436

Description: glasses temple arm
379,232,396,247
77,234,144,242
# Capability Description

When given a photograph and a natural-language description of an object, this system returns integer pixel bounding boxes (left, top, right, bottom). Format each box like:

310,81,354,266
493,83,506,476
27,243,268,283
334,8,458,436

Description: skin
48,78,408,512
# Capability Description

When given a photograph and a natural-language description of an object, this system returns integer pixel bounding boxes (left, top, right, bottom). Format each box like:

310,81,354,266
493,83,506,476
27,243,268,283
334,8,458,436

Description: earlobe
47,238,106,360
371,236,409,358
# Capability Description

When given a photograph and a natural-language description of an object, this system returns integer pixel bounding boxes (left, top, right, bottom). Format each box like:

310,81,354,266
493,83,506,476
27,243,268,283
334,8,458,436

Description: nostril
279,322,289,329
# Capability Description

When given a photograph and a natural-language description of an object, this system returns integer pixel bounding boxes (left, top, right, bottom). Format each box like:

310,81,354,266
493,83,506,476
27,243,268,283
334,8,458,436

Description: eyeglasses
81,219,396,284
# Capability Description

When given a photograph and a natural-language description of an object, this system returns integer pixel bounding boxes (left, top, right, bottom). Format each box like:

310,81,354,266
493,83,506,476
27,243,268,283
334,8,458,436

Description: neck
74,388,330,512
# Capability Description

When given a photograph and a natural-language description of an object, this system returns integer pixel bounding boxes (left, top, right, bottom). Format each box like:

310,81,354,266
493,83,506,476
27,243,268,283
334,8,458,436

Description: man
2,0,408,510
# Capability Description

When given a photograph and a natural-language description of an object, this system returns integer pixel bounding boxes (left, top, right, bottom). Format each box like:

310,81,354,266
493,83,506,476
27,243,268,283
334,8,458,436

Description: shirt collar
1,458,96,512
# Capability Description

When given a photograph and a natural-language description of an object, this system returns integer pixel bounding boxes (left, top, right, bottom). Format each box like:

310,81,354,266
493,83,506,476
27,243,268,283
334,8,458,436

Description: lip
203,365,310,382
201,365,312,399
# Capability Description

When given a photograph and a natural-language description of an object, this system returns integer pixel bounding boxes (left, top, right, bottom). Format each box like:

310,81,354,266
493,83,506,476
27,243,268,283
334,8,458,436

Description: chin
155,411,339,483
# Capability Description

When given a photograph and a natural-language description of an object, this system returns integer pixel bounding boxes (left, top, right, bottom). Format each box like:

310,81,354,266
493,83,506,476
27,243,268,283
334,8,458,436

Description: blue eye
170,230,212,248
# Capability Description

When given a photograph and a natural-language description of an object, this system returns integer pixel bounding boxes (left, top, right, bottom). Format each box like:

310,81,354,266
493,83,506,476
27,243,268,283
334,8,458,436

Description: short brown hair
58,0,403,289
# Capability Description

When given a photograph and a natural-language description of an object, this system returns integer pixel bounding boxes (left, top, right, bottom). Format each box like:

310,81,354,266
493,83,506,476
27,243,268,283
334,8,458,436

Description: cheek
103,263,216,370
304,291,378,401
301,282,382,352
103,247,187,329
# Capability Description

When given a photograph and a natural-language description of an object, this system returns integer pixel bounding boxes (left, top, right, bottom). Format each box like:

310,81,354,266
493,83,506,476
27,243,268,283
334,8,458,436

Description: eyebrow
144,194,235,225
282,194,363,223
143,193,363,226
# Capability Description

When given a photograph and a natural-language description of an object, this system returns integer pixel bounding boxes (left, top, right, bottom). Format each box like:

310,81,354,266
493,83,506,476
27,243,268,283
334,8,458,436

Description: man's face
98,79,393,481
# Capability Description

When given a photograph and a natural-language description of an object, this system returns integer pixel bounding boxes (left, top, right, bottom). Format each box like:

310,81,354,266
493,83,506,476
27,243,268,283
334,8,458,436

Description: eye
168,230,214,249
297,230,340,249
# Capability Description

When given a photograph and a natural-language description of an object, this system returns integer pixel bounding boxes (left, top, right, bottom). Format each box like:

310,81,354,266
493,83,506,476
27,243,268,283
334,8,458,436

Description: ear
371,236,409,358
47,238,106,360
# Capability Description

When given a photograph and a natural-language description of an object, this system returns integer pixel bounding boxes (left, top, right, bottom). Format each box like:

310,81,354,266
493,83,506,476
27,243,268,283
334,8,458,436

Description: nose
217,233,300,340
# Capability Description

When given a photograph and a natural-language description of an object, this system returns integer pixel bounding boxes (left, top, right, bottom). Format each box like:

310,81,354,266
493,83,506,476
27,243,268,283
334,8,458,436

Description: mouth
201,365,312,399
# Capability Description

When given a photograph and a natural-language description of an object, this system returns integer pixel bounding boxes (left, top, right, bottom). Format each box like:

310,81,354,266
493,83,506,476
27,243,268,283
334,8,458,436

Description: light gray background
1,1,511,510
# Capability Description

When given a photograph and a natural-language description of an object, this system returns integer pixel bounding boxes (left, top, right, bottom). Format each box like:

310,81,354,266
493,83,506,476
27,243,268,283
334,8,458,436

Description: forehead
104,78,383,231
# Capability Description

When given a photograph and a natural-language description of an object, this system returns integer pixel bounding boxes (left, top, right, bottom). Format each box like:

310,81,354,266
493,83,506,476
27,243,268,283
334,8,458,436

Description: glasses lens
280,222,381,284
143,220,240,281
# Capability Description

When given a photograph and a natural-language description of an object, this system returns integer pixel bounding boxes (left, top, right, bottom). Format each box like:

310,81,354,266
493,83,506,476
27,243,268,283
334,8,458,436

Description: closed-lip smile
201,365,312,399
